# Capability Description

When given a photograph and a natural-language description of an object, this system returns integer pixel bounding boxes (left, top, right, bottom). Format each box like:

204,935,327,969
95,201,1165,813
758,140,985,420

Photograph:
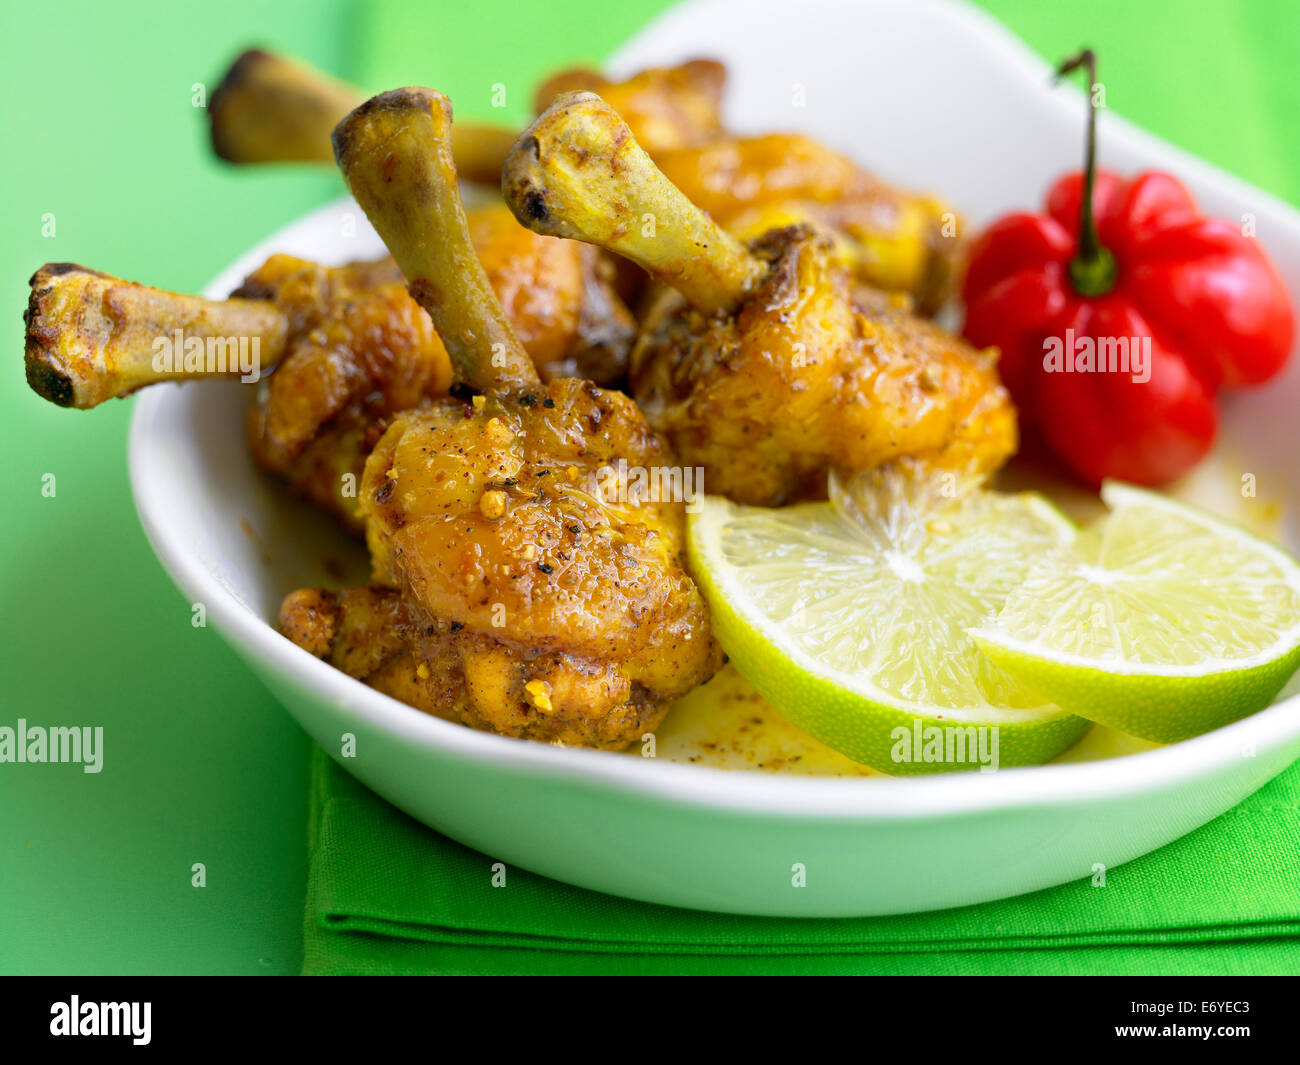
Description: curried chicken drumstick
209,48,954,308
282,86,720,747
208,50,727,185
654,134,958,313
24,207,637,526
25,255,450,524
209,48,518,184
533,70,958,309
25,263,290,409
503,92,1016,506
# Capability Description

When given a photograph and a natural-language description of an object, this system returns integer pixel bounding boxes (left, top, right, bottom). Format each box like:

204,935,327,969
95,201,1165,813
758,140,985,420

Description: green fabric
303,748,1300,975
353,0,1300,210
295,0,1300,977
0,0,353,976
974,0,1300,209
4,0,1295,976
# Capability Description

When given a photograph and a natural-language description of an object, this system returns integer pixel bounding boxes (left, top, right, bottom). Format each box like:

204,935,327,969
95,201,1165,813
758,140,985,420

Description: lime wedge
972,482,1300,743
687,470,1091,773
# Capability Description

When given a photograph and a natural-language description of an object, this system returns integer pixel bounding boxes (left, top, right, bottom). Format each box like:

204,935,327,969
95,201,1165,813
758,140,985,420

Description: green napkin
303,747,1300,974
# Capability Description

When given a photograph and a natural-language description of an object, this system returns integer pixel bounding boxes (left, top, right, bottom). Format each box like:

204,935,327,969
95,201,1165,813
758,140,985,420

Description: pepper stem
1057,49,1116,297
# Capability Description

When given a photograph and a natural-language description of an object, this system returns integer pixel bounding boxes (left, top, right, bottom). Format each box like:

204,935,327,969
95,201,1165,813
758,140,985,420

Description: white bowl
129,0,1300,916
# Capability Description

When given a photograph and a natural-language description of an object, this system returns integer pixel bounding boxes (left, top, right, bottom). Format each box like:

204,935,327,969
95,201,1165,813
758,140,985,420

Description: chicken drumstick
654,133,957,313
209,49,518,184
208,48,953,309
209,50,725,183
503,92,1017,506
25,207,636,526
279,87,720,747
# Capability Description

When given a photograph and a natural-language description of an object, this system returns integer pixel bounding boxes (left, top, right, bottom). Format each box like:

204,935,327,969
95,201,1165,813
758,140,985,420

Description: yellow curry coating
284,377,721,748
236,204,635,526
629,227,1016,505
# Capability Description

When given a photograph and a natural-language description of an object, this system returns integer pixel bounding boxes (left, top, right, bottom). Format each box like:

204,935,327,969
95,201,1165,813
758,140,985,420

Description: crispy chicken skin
629,227,1015,504
277,86,721,748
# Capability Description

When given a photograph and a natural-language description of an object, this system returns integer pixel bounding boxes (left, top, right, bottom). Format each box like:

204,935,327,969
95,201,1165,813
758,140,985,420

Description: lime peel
973,481,1300,743
687,476,1091,774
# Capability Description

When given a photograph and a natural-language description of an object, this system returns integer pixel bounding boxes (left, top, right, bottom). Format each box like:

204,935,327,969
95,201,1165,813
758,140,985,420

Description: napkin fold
302,747,1300,975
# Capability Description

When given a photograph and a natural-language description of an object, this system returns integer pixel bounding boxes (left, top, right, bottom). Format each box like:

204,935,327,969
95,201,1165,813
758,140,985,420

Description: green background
2,0,1297,974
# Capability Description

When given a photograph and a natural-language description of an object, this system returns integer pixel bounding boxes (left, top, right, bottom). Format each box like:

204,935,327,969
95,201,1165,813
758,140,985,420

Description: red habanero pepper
962,49,1294,487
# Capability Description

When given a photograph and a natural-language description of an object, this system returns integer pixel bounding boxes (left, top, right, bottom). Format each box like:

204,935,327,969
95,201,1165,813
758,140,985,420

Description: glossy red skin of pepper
962,169,1294,486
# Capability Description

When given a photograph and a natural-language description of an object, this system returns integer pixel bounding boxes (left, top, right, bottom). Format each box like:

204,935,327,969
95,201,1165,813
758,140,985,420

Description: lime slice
972,482,1300,743
687,470,1091,773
